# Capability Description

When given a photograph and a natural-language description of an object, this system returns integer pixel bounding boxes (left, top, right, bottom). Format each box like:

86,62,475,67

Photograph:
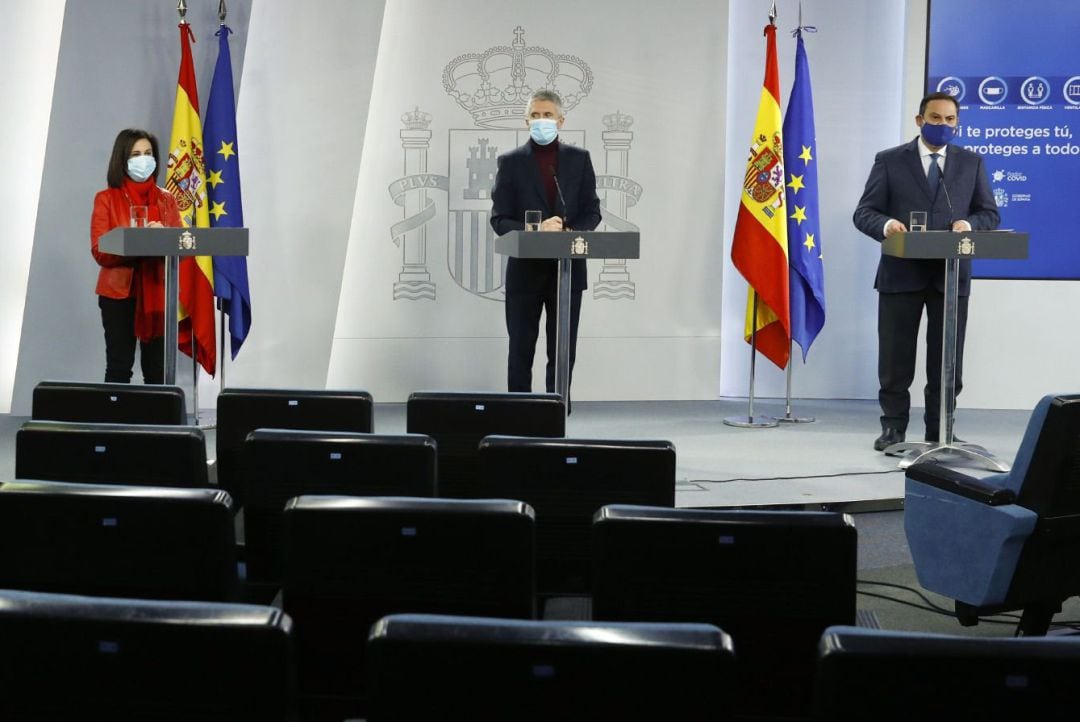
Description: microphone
933,154,957,227
551,169,570,231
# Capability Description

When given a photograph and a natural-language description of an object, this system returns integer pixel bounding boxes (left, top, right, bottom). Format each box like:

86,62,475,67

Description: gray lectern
881,230,1028,471
495,230,640,412
99,227,249,385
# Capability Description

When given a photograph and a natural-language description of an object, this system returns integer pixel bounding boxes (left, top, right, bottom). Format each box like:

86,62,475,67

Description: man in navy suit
854,92,1000,451
490,89,602,396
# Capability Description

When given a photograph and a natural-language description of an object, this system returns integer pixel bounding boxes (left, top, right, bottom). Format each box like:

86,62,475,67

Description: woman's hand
146,221,165,228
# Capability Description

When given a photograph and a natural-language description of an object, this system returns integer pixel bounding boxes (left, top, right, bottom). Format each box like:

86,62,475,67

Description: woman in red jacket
90,128,182,383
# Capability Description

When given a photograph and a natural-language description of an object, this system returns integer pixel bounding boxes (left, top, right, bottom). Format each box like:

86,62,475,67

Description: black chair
905,394,1080,635
32,380,186,424
366,614,735,721
0,480,237,601
0,588,295,721
592,505,857,719
217,387,374,508
406,391,564,498
282,496,535,719
243,429,437,583
15,420,208,487
477,436,675,595
815,625,1080,721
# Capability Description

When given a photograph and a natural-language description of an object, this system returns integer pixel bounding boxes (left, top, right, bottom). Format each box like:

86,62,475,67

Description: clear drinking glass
525,210,542,232
130,206,149,228
909,211,928,232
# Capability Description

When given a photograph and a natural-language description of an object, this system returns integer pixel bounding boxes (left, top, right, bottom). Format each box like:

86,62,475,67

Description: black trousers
505,287,583,394
878,288,968,435
99,295,165,384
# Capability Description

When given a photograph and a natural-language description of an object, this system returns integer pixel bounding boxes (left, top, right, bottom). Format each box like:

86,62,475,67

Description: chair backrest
243,429,437,582
216,387,374,507
815,625,1080,721
32,380,186,425
406,391,564,498
592,505,857,718
366,614,735,722
477,436,675,594
0,480,237,601
0,589,294,721
1011,394,1080,516
15,420,208,487
282,496,535,715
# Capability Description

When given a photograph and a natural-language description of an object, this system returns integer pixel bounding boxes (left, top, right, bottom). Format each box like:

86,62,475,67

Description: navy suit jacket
853,137,1000,296
490,140,602,293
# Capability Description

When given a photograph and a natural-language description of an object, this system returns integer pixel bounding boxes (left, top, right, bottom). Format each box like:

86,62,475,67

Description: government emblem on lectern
958,236,975,256
178,230,196,251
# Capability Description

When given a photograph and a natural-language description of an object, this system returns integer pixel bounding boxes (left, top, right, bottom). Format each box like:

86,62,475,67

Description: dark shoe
874,427,905,451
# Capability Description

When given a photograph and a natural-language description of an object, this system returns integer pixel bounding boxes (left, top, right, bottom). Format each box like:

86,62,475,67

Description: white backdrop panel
0,1,66,413
328,0,729,400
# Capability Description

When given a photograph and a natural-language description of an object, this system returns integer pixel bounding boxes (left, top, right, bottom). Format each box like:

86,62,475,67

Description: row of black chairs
0,479,853,718
29,381,566,503
3,586,1080,721
18,392,674,595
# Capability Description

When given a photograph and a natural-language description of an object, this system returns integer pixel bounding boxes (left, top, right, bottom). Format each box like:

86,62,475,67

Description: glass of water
525,210,542,232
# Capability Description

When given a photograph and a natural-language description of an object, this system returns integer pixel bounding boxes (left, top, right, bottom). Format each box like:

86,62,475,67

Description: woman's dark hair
106,128,161,188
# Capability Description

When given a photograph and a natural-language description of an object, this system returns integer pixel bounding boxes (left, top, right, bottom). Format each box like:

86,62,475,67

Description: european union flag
782,30,825,360
205,25,252,359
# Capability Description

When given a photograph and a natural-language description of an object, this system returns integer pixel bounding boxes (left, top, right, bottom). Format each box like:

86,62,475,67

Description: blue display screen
927,0,1080,279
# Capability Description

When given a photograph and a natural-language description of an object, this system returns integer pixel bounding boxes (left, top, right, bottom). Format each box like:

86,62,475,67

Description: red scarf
122,177,166,341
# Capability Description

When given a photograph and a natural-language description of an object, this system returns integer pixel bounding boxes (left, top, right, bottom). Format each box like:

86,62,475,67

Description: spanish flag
167,22,216,376
730,20,790,369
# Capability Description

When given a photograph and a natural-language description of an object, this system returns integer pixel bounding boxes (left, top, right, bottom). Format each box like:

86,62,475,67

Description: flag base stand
777,412,815,424
723,415,779,428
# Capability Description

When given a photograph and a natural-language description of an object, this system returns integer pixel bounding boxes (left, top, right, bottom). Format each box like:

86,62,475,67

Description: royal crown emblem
442,26,593,128
571,235,589,256
958,236,975,256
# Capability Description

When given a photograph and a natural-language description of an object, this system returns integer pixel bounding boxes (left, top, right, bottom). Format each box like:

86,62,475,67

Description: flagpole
777,340,815,423
217,0,228,394
724,292,778,428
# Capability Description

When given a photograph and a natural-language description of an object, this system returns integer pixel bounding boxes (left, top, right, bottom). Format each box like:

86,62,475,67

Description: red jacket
90,185,183,340
90,185,182,298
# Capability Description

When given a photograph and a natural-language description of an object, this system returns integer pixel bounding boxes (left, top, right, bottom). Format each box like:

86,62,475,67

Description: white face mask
127,155,157,182
529,118,559,145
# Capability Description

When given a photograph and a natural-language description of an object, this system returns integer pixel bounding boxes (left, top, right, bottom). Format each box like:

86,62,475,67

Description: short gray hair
527,89,563,116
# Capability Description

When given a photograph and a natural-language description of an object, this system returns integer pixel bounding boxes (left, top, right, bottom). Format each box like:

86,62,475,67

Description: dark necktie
927,152,942,199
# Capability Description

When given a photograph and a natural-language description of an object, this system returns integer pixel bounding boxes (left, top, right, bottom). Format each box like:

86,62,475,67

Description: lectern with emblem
495,230,639,412
881,229,1028,471
99,226,249,384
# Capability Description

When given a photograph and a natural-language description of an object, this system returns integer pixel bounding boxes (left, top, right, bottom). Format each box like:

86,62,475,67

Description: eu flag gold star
217,141,236,161
799,145,813,163
209,200,227,221
803,232,816,251
791,205,808,225
788,173,805,194
207,169,224,189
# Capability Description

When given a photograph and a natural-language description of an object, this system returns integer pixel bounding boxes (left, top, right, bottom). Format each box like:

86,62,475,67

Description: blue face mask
127,155,157,182
529,119,559,146
920,122,956,147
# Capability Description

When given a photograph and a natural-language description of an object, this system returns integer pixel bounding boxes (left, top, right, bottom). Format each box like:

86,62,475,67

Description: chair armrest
907,462,1016,506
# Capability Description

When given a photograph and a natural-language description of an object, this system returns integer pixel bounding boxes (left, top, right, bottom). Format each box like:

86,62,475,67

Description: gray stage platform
0,398,1031,510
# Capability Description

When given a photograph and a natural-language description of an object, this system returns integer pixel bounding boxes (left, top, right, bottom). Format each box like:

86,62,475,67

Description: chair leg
954,601,980,627
1015,602,1060,637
